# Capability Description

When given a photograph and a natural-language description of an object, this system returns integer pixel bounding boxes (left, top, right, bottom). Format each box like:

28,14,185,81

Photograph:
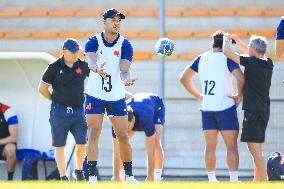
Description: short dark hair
127,106,134,122
212,30,225,49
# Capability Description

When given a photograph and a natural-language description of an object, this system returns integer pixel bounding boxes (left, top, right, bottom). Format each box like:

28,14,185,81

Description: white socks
154,169,162,181
229,171,239,182
120,168,162,181
207,171,218,182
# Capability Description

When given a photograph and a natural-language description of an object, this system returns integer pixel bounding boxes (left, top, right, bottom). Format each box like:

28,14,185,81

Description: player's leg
154,124,164,181
108,100,138,183
70,112,87,181
202,111,219,182
110,116,133,174
111,135,124,181
247,143,267,181
218,106,239,181
49,104,70,179
204,130,219,181
220,130,239,181
145,133,156,181
2,143,16,180
85,95,105,182
241,110,269,181
86,114,103,181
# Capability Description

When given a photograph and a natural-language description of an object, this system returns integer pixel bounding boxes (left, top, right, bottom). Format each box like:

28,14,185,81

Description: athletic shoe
125,175,140,184
72,169,85,181
88,175,97,184
60,176,69,181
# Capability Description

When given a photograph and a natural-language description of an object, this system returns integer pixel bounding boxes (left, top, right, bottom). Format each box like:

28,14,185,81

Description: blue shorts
84,94,127,116
154,98,165,125
49,102,87,147
201,105,239,131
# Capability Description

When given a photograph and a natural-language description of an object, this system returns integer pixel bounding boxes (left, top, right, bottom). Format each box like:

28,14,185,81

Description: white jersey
198,51,235,111
85,32,125,101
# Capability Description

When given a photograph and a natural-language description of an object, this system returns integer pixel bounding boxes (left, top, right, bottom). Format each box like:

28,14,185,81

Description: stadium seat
264,8,284,17
75,8,103,17
139,30,159,39
166,30,193,39
128,7,158,17
133,51,153,61
86,30,101,38
183,8,210,17
0,7,22,17
21,8,48,17
228,29,249,37
250,29,275,38
209,8,237,16
236,7,265,16
31,30,58,38
0,30,5,39
192,29,216,38
5,30,31,39
48,8,77,17
179,52,201,61
166,8,183,17
58,30,88,39
120,30,140,39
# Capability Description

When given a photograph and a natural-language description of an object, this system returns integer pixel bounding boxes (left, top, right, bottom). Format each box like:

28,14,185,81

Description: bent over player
111,93,165,181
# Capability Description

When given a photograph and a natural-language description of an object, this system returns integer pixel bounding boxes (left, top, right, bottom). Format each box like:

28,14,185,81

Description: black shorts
241,109,270,143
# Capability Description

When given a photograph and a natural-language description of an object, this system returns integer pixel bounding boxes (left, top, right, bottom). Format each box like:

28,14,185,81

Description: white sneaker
88,175,97,184
125,175,140,184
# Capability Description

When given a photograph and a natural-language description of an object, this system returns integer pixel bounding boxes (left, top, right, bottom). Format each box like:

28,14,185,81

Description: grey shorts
49,102,87,147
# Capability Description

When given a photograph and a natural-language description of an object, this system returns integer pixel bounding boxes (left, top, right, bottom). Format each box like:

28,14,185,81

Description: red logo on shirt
86,103,92,110
114,50,120,57
76,67,82,75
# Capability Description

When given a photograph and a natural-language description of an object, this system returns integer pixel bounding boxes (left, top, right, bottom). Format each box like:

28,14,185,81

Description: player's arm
0,124,18,145
145,133,156,181
223,34,241,64
86,52,107,79
231,34,249,55
231,68,245,107
38,81,52,100
120,39,137,86
179,67,202,101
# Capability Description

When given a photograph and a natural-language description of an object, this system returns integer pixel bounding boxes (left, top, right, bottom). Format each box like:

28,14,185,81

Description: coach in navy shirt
38,38,89,181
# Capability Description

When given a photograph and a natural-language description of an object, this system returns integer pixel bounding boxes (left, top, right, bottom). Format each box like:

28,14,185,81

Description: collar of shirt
59,56,80,70
101,32,120,47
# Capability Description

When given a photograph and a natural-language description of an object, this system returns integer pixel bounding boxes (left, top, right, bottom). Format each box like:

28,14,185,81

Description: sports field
0,182,284,189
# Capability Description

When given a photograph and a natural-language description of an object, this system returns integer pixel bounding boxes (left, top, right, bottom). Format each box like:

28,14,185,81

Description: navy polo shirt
42,56,90,107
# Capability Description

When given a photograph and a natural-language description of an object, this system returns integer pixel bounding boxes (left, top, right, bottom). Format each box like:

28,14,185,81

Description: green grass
0,181,284,189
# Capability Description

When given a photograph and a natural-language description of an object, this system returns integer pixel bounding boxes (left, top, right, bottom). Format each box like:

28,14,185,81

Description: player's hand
124,78,138,86
197,94,203,101
231,34,240,43
96,61,107,79
229,94,242,107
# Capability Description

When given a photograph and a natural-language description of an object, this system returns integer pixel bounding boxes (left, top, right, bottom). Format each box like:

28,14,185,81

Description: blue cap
102,8,125,20
62,38,83,53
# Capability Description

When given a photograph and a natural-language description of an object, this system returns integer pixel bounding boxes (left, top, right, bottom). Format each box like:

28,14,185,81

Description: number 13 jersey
85,32,125,101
